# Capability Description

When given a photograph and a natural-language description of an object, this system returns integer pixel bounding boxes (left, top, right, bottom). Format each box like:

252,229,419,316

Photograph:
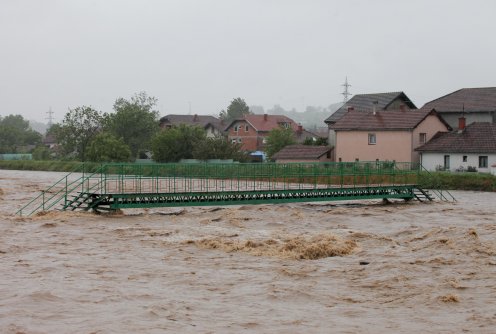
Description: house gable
325,91,417,124
332,109,449,163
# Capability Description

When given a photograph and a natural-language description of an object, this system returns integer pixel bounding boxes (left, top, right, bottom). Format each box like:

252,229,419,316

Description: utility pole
342,77,352,103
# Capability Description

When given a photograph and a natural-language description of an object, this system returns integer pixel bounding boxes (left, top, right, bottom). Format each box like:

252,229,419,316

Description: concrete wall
420,152,496,173
335,131,412,162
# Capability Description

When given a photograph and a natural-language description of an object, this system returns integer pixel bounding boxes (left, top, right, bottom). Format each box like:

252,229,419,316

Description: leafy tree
55,106,103,160
151,124,206,162
192,136,248,162
219,97,252,123
106,92,159,158
86,132,132,162
32,145,52,160
303,136,328,146
265,127,296,160
0,115,42,153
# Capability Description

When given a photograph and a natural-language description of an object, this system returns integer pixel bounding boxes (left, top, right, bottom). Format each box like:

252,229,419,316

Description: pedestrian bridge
16,161,454,216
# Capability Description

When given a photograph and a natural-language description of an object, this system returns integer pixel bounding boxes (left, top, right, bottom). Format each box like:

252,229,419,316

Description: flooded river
1,170,495,333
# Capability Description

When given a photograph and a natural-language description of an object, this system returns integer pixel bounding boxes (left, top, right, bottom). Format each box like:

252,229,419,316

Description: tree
106,92,159,158
86,132,132,162
32,145,52,160
192,136,248,162
265,127,296,160
219,97,252,122
55,106,103,160
151,124,206,162
0,115,42,153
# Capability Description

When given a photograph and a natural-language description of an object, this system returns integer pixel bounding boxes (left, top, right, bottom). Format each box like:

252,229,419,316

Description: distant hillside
250,102,342,130
29,120,48,134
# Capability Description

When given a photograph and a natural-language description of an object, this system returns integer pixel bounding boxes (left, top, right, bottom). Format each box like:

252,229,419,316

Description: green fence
16,161,422,216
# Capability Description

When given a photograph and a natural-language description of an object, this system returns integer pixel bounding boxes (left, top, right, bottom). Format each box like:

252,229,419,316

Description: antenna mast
341,76,352,103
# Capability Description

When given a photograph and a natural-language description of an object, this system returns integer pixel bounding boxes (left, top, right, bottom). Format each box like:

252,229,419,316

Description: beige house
329,109,450,163
325,91,417,148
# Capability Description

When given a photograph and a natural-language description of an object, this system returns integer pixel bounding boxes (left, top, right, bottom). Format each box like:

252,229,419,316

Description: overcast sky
1,0,495,123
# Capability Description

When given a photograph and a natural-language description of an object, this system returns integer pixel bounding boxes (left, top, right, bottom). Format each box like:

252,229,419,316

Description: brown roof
422,87,496,113
325,91,417,123
272,145,332,160
160,114,223,130
416,122,496,153
225,114,298,132
330,109,450,131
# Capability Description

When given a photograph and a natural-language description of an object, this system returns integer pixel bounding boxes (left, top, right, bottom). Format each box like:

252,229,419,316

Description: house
421,87,496,129
325,92,417,147
416,120,496,173
272,145,333,163
159,114,224,138
329,109,450,163
225,114,305,152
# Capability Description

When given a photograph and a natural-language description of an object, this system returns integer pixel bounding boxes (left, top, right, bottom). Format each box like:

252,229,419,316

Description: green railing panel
16,161,432,216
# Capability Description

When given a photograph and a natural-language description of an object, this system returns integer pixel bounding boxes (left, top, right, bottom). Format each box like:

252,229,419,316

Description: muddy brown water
1,170,495,333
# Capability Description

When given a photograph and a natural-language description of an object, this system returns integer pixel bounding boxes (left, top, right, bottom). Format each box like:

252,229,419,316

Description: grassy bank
0,160,101,173
418,171,496,192
1,160,495,192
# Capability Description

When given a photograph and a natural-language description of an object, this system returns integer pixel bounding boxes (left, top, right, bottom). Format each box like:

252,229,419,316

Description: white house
416,120,496,173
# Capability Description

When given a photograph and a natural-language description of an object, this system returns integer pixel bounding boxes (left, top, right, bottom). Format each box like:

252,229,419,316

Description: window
419,133,426,144
231,138,237,144
463,155,467,162
237,138,242,143
245,125,249,132
444,155,450,170
479,156,488,168
368,133,376,145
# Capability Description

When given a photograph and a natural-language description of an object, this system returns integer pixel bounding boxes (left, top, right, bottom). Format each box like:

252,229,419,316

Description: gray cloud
1,0,495,123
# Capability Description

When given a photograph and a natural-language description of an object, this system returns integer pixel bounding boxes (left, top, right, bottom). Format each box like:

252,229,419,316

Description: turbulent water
1,170,495,333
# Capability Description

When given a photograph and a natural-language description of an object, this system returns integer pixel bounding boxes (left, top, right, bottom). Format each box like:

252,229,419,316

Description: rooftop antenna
341,76,352,103
46,107,54,127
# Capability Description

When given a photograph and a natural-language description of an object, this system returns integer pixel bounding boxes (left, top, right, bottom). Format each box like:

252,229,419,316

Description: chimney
458,116,466,132
193,114,198,122
372,100,378,115
263,113,268,121
297,124,303,134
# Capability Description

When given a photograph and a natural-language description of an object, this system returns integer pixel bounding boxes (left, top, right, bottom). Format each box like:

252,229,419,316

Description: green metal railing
16,161,425,216
93,161,419,194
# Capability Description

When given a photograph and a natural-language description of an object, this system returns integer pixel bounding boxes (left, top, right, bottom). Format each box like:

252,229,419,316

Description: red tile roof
330,109,449,131
416,122,496,153
225,114,298,132
422,87,496,113
272,145,332,160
